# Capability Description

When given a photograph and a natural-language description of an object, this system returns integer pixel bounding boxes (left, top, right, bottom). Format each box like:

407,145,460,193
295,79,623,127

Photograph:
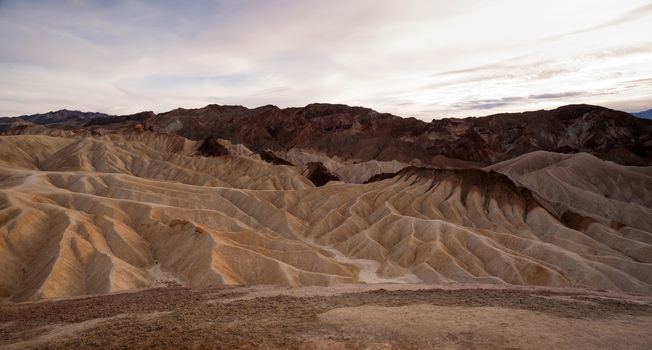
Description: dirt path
1,284,651,349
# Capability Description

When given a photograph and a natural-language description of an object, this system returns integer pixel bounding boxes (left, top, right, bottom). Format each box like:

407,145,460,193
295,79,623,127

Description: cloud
589,46,652,59
528,92,585,99
622,77,652,86
450,97,527,111
435,63,507,77
544,2,652,40
449,89,621,112
0,0,651,118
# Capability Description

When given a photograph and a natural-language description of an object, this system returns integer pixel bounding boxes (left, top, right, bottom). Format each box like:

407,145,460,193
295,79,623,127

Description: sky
0,0,651,120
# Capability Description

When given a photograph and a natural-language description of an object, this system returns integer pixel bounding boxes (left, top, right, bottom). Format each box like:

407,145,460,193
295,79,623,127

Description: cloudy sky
0,0,651,119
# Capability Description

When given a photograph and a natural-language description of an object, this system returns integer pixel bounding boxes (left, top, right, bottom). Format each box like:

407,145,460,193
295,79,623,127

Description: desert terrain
0,130,651,302
2,0,652,347
0,103,651,348
1,284,651,349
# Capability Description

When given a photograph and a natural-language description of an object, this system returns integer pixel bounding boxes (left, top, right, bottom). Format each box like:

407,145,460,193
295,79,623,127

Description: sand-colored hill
488,151,652,232
1,134,651,301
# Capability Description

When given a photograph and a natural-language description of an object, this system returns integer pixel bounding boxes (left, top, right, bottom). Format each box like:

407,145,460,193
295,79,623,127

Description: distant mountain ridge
1,103,651,166
634,109,652,120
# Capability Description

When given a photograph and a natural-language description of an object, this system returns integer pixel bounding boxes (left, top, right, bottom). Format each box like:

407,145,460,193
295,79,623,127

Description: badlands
0,103,651,348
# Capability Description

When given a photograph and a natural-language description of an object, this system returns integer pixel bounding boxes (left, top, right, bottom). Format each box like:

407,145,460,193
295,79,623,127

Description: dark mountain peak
252,105,285,118
551,104,636,120
553,103,607,112
296,103,379,118
202,103,248,111
253,104,280,111
23,109,108,118
19,109,110,125
45,108,92,114
13,109,153,129
157,104,251,120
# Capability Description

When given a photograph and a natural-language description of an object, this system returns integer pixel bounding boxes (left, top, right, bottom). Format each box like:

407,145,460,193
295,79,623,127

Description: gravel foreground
1,284,651,349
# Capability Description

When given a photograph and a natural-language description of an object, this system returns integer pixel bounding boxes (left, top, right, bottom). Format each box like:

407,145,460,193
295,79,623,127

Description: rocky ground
1,284,651,349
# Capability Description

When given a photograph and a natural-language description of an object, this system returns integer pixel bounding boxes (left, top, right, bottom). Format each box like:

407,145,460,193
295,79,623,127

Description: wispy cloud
544,2,652,40
451,97,527,111
528,92,585,100
448,89,618,112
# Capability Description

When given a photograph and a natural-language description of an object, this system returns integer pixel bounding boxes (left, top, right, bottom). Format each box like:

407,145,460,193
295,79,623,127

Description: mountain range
0,103,651,302
2,103,652,166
